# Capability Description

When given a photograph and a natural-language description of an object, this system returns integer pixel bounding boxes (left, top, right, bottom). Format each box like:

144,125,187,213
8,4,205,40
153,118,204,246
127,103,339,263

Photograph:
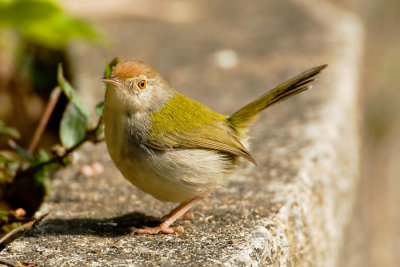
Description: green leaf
57,64,89,148
0,120,20,139
57,64,90,120
0,153,21,179
104,57,120,78
36,149,50,163
0,0,102,49
60,103,87,149
95,101,104,116
102,57,120,90
33,163,51,193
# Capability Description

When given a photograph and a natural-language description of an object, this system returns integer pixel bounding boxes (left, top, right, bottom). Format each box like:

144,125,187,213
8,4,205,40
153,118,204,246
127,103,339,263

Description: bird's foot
130,197,202,235
131,225,184,235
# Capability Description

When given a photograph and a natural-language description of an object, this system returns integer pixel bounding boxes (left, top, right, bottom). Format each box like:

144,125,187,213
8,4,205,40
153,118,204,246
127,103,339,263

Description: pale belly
103,111,235,203
109,144,235,202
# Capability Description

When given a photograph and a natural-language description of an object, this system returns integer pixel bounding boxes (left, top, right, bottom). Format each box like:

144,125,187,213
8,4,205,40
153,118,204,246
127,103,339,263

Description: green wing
146,92,255,164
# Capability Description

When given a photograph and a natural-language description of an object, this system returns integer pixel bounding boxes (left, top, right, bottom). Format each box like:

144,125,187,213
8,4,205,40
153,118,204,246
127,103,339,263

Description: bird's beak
99,77,123,86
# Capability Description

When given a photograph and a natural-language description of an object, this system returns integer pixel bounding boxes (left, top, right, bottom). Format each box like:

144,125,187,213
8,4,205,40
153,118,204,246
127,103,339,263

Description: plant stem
29,118,103,171
0,213,48,251
27,87,62,155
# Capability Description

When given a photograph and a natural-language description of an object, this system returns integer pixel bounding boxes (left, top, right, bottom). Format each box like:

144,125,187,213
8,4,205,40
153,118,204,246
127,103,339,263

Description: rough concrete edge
224,1,364,266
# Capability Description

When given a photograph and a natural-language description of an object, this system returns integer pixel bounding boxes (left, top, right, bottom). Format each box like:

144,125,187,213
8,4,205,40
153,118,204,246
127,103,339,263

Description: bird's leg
162,203,195,220
133,196,202,234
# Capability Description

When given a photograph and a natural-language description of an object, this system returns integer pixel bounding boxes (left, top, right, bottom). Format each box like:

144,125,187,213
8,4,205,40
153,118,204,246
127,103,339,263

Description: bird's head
100,61,173,112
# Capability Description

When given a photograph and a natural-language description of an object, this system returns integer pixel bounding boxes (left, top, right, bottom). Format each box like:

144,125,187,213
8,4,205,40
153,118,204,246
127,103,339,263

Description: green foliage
0,152,21,183
95,102,104,116
58,59,120,149
59,104,88,149
104,58,120,79
57,65,90,117
97,58,120,115
0,121,20,139
57,64,90,148
1,58,119,221
0,0,101,49
0,210,23,233
33,149,55,193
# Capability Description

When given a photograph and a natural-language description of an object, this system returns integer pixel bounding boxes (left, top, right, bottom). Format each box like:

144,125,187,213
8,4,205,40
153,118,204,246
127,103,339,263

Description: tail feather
227,64,327,134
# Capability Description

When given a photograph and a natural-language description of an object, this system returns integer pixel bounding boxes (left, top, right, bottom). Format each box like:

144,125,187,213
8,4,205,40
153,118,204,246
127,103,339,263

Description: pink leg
133,196,202,234
163,203,194,220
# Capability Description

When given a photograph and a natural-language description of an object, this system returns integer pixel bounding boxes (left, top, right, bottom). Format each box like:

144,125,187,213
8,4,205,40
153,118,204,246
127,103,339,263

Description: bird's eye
137,80,146,90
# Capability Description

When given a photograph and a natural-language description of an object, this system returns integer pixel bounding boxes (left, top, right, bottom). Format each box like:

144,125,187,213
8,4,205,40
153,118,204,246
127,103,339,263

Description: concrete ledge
0,0,363,265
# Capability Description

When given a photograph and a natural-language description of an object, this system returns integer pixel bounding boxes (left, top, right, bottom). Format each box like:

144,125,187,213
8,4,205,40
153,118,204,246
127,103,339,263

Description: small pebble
81,162,104,177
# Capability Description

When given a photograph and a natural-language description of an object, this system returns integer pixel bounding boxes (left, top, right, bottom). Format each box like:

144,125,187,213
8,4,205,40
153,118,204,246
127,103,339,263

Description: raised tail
227,64,327,135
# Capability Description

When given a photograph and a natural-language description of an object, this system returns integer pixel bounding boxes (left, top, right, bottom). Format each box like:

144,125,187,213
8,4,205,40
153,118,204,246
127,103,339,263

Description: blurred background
334,0,400,266
0,0,399,266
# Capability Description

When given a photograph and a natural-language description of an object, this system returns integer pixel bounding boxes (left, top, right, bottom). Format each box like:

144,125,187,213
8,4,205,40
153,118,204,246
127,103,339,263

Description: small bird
100,61,327,234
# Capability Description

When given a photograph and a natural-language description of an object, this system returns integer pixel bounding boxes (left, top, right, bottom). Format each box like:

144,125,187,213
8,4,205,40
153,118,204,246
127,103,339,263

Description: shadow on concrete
26,212,165,237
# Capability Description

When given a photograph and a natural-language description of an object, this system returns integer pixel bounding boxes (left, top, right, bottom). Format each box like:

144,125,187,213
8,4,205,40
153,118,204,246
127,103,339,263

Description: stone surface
0,0,363,266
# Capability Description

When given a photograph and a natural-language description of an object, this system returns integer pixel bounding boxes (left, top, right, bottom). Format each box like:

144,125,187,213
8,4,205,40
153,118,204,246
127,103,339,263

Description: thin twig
0,259,38,267
0,213,48,251
19,114,103,178
27,87,62,154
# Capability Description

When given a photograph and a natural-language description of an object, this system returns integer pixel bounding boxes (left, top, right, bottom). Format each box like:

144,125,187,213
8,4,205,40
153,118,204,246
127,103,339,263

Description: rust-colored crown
112,61,162,80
